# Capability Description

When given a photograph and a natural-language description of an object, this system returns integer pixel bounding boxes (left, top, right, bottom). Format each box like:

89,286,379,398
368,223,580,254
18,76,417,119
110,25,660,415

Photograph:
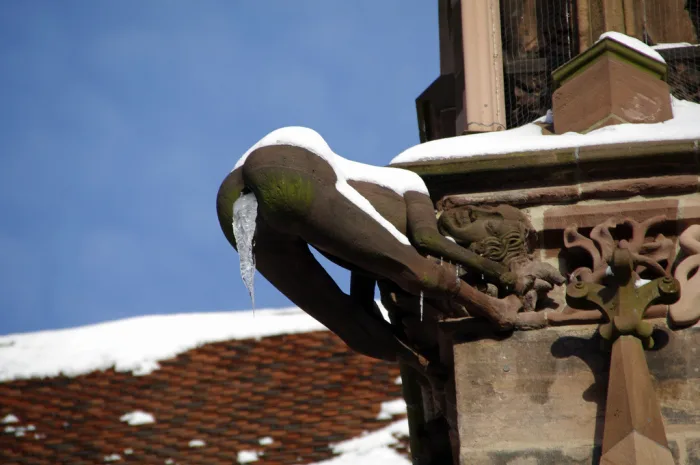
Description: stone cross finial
566,248,680,464
565,248,679,348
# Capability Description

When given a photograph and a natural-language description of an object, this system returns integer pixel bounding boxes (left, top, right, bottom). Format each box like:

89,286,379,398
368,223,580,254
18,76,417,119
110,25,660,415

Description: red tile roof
0,330,407,465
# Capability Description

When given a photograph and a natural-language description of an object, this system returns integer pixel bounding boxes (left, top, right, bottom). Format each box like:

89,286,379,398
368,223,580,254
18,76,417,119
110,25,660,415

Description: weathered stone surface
688,436,700,464
542,199,679,231
579,176,699,200
552,54,672,134
601,337,670,457
667,439,682,465
437,176,699,214
461,445,599,464
439,185,580,209
600,431,675,464
453,325,606,458
459,439,685,464
397,139,700,201
450,322,700,464
438,176,698,209
647,326,700,429
679,196,700,231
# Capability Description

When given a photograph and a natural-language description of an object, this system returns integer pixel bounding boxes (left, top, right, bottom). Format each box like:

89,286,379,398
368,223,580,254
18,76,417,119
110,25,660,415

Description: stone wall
445,321,700,464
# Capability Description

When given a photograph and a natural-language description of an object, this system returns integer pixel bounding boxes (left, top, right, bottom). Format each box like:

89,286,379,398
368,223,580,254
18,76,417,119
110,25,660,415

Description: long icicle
232,193,259,308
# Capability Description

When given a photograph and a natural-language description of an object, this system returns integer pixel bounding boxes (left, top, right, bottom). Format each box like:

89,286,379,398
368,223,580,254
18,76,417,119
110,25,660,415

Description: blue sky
0,2,438,334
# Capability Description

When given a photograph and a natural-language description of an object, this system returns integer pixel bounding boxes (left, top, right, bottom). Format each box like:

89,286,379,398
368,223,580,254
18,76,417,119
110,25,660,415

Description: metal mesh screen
499,0,700,129
500,0,579,129
644,0,700,103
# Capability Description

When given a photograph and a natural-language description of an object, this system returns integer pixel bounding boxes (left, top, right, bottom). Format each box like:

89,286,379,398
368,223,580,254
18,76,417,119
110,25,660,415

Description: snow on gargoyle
216,127,549,371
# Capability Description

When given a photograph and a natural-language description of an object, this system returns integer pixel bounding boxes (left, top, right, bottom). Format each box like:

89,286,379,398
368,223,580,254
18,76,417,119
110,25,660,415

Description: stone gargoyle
216,127,550,369
438,204,565,311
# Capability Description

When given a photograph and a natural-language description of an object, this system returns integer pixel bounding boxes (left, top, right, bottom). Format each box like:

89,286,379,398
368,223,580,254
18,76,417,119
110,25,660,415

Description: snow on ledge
0,306,325,383
652,42,694,50
598,31,665,63
391,97,700,165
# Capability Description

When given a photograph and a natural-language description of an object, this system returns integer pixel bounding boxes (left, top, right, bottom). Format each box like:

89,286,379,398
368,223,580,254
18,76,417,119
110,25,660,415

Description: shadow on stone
648,326,671,352
551,334,609,447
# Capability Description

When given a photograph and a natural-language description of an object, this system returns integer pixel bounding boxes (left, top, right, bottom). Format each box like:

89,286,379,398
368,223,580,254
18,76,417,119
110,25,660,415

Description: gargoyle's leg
252,219,414,362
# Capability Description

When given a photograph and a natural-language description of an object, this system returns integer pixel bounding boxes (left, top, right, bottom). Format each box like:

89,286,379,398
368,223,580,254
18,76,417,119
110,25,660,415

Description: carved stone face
438,205,534,266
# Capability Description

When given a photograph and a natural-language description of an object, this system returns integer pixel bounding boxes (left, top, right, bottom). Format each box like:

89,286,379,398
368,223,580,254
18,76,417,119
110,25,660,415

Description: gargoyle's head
438,205,535,265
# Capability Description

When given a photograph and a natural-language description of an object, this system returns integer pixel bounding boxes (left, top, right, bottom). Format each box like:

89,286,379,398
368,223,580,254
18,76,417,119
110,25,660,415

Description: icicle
232,193,259,308
419,291,424,322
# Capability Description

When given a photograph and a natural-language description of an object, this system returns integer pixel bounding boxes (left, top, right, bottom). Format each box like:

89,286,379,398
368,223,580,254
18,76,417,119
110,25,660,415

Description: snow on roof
237,450,260,463
376,398,407,420
598,31,665,63
0,306,326,383
120,410,156,426
309,419,411,465
1,414,19,424
391,97,700,165
188,439,206,448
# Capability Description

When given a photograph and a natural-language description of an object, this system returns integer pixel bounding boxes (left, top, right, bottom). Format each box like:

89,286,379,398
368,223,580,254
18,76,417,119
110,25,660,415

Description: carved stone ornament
216,128,538,376
566,248,680,347
564,214,700,328
564,215,675,285
438,204,565,311
670,224,700,326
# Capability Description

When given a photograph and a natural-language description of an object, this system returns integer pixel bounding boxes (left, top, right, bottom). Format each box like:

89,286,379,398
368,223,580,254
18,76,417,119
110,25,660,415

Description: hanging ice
419,291,424,322
232,193,259,307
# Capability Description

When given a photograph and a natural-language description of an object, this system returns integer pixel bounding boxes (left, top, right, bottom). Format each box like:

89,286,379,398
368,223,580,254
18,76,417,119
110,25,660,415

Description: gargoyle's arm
216,168,245,251
404,191,515,288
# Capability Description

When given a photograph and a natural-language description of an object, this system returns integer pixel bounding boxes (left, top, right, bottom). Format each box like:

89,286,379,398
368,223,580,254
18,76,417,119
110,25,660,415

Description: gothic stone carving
566,248,680,347
564,215,700,328
438,204,565,311
564,215,675,285
670,224,700,326
217,128,536,374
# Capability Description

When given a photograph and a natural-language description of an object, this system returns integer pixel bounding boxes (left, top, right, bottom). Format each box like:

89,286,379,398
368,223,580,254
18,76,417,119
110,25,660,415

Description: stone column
457,0,507,134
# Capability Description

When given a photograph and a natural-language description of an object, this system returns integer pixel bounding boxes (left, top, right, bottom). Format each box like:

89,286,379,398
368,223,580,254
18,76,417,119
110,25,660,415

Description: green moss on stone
420,272,438,289
254,169,315,216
